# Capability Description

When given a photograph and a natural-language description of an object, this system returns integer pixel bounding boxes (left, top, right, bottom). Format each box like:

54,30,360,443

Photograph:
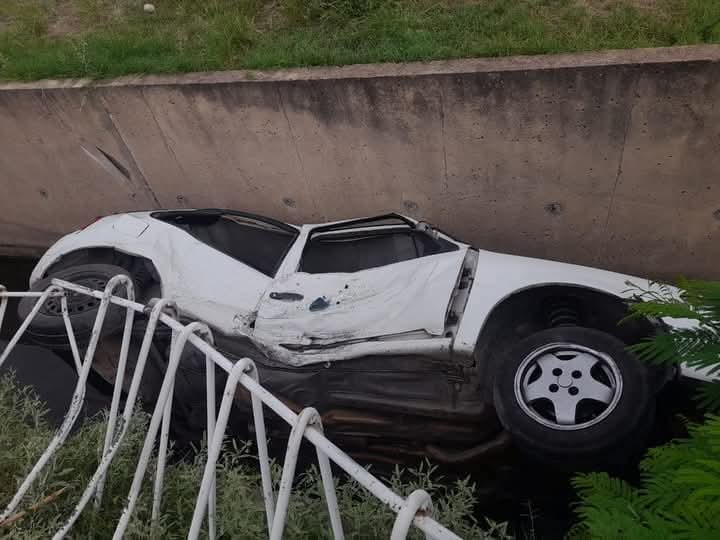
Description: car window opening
300,227,458,274
152,210,297,277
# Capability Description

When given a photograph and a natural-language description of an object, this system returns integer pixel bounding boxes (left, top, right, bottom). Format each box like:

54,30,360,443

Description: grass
0,1,719,81
0,373,507,538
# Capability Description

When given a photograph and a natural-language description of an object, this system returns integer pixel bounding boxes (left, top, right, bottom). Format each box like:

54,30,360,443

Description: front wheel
493,327,654,468
17,264,138,350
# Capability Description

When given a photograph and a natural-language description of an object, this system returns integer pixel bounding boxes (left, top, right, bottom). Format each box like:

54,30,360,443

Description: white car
18,209,703,467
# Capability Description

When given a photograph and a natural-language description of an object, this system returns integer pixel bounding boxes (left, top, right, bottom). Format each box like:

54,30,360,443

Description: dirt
47,12,84,38
0,12,15,35
36,0,131,39
47,0,101,38
256,0,285,32
575,0,660,16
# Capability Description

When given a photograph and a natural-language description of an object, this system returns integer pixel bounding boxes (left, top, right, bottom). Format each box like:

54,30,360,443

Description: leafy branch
625,279,720,410
572,279,720,538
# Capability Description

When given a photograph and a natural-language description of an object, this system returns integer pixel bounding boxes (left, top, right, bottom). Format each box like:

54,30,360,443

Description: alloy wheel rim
513,342,623,431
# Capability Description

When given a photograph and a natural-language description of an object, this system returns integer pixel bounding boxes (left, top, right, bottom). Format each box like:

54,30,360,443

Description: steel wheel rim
42,276,107,316
513,342,623,431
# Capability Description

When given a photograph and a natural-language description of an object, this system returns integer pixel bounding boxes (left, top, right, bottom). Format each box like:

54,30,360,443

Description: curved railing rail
0,276,462,539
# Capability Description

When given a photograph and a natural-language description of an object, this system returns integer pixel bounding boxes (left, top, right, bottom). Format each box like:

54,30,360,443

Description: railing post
188,358,254,540
313,420,344,540
251,383,275,532
0,285,7,335
60,295,83,373
151,372,174,522
270,407,345,540
390,490,435,540
205,346,217,540
113,322,211,540
95,276,135,509
151,329,177,525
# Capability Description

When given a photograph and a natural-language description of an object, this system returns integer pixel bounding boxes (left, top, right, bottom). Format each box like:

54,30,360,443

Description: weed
0,1,718,80
0,373,502,538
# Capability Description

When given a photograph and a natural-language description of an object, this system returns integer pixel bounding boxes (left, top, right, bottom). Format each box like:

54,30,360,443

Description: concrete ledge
1,45,719,90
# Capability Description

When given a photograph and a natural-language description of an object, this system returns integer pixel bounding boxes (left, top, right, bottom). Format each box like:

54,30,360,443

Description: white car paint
29,211,712,380
454,250,653,355
33,213,272,334
254,249,467,346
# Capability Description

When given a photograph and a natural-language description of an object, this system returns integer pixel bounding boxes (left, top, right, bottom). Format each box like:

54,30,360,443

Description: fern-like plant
627,278,720,410
572,279,720,539
571,416,720,539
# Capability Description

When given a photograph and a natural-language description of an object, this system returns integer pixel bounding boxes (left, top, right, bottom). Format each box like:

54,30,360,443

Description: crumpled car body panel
254,249,467,346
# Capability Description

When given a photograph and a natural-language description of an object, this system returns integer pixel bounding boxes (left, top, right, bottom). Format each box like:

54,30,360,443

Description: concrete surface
0,45,719,278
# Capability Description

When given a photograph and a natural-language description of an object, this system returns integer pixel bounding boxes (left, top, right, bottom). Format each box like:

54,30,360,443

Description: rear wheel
493,327,654,468
17,264,139,350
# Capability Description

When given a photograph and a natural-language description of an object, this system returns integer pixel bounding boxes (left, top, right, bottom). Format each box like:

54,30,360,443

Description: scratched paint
254,250,467,345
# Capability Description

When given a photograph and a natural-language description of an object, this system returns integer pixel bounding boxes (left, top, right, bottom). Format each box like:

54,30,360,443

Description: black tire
17,264,138,350
493,327,654,468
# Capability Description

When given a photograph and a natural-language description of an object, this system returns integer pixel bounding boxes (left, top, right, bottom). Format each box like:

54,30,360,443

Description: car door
150,210,299,334
253,215,468,353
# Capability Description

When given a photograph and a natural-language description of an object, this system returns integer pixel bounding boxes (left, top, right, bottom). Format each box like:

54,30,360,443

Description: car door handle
269,292,304,301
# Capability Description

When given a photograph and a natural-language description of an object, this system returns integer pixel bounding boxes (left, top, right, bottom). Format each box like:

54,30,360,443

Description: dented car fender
30,213,272,334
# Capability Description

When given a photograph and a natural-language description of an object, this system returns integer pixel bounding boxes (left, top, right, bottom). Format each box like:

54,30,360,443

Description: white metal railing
0,276,462,539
